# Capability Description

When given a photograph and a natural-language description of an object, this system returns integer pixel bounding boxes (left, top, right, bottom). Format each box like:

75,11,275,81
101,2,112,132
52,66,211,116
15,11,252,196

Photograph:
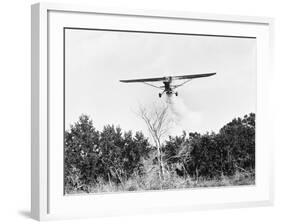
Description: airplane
119,72,216,98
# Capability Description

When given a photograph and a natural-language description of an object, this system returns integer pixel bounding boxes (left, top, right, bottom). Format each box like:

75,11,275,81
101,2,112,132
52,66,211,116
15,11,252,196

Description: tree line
64,113,255,193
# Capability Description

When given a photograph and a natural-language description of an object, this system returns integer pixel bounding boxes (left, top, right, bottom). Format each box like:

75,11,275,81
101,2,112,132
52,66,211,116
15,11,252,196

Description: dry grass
66,170,254,195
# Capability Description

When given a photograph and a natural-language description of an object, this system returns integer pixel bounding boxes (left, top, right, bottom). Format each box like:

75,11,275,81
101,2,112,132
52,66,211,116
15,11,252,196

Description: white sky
65,29,256,138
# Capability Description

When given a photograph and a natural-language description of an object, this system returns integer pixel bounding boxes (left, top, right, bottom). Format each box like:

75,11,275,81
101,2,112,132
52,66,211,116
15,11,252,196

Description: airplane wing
120,77,165,83
119,72,216,83
172,72,216,80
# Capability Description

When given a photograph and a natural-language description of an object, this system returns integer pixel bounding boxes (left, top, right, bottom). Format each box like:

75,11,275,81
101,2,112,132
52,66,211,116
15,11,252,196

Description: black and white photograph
64,28,256,194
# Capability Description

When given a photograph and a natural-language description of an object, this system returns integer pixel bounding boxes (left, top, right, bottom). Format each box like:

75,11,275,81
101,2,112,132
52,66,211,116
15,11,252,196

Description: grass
66,170,255,195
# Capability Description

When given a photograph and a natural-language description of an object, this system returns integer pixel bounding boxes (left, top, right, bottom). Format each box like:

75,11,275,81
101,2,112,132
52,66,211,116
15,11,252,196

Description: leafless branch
137,102,173,181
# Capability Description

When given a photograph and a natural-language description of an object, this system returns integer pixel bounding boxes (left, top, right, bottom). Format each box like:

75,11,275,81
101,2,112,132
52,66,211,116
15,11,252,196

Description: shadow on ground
18,210,31,219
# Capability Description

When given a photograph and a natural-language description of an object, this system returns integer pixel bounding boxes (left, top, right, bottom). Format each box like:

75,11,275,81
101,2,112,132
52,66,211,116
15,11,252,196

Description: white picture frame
31,2,274,221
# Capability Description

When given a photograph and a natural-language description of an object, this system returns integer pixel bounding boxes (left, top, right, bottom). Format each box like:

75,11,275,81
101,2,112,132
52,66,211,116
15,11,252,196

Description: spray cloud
164,95,201,135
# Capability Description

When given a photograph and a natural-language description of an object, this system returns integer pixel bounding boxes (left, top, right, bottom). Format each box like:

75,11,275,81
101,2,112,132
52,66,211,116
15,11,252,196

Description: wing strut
173,79,193,89
143,82,163,89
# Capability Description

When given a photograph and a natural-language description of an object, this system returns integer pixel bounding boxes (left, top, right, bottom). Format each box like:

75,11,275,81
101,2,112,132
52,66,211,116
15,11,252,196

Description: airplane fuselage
159,79,177,97
163,81,172,93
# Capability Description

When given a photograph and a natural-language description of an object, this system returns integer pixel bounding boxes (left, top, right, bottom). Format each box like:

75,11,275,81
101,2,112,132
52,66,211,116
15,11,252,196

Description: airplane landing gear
159,93,162,98
175,92,178,96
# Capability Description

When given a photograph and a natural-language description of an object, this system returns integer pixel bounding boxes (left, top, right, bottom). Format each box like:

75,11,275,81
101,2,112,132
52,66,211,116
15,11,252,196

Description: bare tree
138,102,172,181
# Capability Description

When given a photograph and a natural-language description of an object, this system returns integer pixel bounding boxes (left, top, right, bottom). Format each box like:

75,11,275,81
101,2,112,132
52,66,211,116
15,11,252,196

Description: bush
64,113,255,193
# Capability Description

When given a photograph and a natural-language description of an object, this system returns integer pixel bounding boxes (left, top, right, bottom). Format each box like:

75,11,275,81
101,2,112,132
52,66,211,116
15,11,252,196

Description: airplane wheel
175,92,178,96
159,93,162,98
